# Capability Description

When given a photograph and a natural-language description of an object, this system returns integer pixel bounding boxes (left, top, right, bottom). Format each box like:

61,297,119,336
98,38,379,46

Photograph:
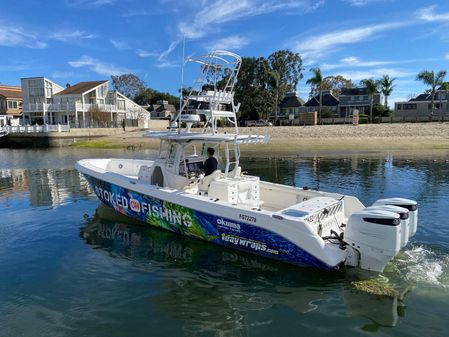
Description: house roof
409,93,431,102
55,80,107,95
0,85,22,99
280,92,304,108
151,102,177,113
340,87,379,96
408,88,449,102
304,92,339,107
150,100,176,113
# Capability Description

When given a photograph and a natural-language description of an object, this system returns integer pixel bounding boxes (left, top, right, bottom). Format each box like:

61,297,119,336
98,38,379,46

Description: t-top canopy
143,131,269,144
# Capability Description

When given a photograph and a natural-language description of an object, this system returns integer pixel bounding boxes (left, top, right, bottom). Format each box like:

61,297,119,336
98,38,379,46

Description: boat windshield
159,140,170,159
167,143,177,166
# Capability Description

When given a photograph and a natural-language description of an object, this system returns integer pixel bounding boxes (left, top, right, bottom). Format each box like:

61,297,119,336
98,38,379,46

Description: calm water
1,148,449,337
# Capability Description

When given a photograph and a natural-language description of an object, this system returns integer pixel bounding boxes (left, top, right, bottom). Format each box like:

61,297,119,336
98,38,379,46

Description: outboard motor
365,205,410,248
372,198,418,238
344,210,401,272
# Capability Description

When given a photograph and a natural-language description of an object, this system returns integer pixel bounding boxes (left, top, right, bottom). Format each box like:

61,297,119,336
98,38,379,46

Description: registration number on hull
239,214,256,223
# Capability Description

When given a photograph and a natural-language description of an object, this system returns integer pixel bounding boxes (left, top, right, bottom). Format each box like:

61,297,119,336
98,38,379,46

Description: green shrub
373,104,391,117
321,108,333,118
358,113,369,124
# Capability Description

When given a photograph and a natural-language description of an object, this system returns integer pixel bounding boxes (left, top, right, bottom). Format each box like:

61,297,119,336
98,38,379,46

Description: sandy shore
73,123,449,156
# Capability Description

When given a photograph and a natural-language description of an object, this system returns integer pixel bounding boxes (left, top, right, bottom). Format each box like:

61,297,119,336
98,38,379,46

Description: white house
21,77,149,127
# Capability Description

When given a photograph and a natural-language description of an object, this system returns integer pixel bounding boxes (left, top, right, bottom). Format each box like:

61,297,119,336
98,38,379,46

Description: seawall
0,120,169,148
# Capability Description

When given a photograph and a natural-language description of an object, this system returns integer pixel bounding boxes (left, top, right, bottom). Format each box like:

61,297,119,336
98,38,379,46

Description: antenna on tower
179,36,186,116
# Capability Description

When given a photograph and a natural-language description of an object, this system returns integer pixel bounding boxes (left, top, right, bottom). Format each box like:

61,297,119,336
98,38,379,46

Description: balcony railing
22,102,127,113
7,124,70,133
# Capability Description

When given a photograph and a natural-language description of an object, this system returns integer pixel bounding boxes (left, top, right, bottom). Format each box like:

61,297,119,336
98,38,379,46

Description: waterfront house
394,90,449,118
149,100,177,119
0,85,23,120
278,92,305,119
21,77,65,125
21,77,149,127
339,87,382,117
302,90,339,116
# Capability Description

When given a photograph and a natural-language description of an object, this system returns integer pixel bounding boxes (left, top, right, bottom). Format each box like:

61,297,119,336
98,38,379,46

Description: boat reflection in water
80,204,408,332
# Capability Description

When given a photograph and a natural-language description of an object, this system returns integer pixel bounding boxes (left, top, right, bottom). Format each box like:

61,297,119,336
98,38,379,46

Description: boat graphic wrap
84,175,331,269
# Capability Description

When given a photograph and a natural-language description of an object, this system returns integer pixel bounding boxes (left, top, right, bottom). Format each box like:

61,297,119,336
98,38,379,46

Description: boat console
179,158,204,179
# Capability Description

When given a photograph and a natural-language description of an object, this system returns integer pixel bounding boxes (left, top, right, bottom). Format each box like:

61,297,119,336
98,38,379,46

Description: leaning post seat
198,170,222,195
208,175,261,207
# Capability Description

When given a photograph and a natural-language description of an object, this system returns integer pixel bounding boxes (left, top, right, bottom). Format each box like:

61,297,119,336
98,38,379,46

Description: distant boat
76,50,418,273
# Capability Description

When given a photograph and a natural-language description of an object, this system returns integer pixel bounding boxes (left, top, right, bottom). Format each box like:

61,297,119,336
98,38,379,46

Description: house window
98,84,107,97
397,104,402,110
363,96,368,101
30,87,44,97
28,79,45,97
7,101,18,109
403,104,417,110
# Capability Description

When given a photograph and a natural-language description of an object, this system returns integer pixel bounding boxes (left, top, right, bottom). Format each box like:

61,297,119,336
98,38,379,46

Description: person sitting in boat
204,147,218,176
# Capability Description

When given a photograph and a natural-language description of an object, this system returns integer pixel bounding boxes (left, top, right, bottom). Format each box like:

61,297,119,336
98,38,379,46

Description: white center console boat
76,50,418,272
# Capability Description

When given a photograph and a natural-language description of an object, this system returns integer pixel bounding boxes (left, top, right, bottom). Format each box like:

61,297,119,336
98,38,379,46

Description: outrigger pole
178,36,186,133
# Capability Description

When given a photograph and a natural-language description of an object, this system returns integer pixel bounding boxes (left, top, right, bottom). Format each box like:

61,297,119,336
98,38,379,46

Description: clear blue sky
1,0,448,105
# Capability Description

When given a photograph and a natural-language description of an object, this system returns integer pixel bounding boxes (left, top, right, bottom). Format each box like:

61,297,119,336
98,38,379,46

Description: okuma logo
130,198,141,212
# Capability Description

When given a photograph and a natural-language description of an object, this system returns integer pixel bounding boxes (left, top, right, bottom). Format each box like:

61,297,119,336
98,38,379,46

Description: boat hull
82,173,335,270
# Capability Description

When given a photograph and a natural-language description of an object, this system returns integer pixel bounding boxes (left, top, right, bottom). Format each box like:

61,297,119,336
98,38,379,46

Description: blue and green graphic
85,175,332,270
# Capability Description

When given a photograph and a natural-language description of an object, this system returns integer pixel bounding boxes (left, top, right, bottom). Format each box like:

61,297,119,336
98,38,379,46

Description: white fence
7,124,70,133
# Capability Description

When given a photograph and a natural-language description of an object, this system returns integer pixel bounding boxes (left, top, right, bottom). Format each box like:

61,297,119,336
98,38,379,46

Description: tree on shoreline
111,74,146,98
306,68,324,123
380,75,395,108
234,57,273,120
267,50,303,122
134,88,178,106
360,78,380,122
234,50,303,120
416,70,447,117
310,75,353,98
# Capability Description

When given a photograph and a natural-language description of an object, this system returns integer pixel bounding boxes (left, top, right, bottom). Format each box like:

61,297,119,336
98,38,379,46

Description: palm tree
416,70,447,118
360,78,379,122
380,75,395,108
306,68,323,123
